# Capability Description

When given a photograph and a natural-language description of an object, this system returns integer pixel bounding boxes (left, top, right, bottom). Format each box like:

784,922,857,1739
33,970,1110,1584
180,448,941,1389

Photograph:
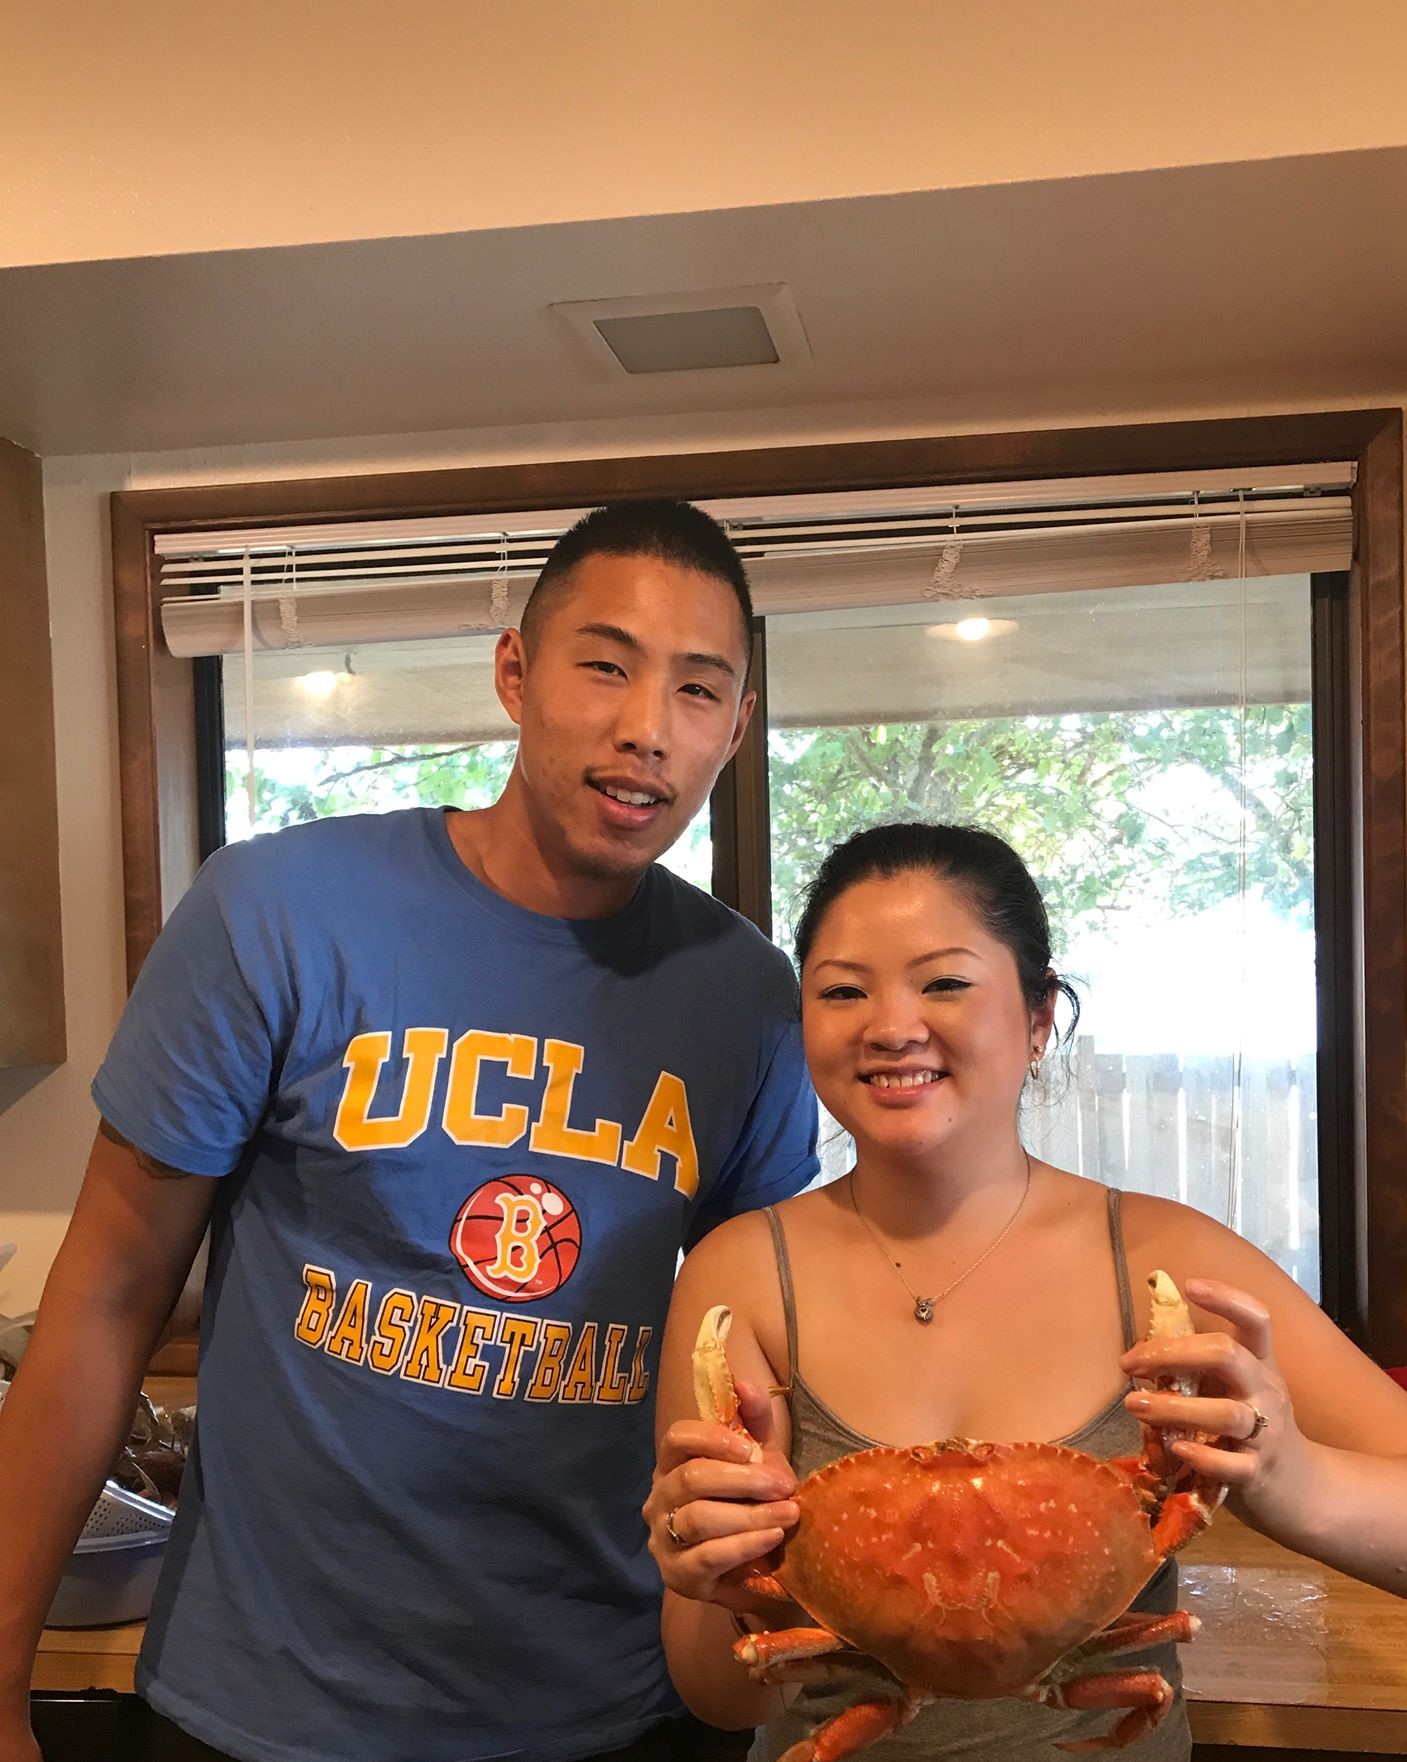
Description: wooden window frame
110,409,1406,1361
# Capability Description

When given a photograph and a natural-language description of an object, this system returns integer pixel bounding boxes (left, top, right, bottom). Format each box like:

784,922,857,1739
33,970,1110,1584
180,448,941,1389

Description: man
0,501,817,1762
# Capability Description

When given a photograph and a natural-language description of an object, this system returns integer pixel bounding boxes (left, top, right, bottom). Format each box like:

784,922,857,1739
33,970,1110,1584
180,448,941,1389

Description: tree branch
315,743,497,788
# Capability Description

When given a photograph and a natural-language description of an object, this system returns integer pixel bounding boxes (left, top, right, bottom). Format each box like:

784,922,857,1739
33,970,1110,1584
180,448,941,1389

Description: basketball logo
449,1176,582,1302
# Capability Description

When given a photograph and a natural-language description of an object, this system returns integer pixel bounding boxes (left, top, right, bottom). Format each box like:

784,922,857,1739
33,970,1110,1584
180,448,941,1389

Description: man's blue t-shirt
93,808,818,1762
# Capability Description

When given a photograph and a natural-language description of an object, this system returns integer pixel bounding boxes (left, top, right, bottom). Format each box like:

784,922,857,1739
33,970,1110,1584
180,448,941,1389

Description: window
142,444,1387,1332
217,632,712,890
767,577,1321,1293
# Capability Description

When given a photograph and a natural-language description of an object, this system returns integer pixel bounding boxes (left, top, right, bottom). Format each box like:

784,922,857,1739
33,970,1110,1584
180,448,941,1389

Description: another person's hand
645,1377,799,1610
1121,1277,1311,1526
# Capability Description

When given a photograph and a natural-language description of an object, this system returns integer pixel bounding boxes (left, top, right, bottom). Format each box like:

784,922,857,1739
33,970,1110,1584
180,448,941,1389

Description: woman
645,823,1407,1759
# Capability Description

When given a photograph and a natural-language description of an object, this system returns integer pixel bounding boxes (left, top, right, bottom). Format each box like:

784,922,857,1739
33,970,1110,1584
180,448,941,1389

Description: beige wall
1,386,1403,1314
6,0,1407,268
0,461,127,1313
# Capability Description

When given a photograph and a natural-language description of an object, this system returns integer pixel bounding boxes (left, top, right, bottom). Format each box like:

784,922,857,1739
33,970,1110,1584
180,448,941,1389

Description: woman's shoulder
1112,1185,1311,1321
1117,1186,1258,1264
674,1205,795,1394
681,1185,844,1297
678,1205,784,1300
680,1183,851,1305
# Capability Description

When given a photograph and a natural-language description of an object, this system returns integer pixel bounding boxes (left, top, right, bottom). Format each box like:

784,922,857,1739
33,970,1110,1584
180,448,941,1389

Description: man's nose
615,678,670,761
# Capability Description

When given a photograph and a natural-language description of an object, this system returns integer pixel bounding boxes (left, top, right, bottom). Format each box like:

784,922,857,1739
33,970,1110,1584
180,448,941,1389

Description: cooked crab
693,1271,1224,1759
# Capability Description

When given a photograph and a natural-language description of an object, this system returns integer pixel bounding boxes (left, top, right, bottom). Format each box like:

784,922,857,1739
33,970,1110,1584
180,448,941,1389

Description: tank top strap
763,1205,800,1391
1106,1186,1138,1353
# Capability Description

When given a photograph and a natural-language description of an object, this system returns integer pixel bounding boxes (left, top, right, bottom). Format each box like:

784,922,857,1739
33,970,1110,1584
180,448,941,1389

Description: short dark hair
793,822,1081,1040
520,499,754,658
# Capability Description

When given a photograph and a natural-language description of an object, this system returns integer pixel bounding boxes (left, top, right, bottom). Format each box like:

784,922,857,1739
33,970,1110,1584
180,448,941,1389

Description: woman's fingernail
1126,1393,1151,1413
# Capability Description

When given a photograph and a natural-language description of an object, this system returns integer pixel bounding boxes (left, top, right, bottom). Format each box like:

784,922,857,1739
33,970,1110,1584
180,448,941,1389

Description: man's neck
445,800,642,921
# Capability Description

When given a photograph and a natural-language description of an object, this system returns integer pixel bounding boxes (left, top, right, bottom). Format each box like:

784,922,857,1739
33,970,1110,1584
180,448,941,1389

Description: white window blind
158,464,1355,660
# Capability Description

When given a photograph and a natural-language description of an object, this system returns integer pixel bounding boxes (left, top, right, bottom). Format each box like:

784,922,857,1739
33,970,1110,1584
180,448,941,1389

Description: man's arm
0,1122,218,1749
692,1011,819,1245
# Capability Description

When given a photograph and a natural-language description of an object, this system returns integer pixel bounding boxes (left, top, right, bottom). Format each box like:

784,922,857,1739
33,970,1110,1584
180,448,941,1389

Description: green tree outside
228,701,1312,957
768,704,1311,955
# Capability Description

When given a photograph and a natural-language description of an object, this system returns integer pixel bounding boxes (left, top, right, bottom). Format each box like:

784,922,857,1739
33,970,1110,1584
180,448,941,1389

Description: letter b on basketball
450,1176,582,1302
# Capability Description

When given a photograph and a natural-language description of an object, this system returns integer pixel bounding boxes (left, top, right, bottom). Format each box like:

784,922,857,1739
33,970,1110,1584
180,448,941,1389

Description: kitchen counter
33,1376,193,1699
35,1504,1407,1749
1178,1511,1407,1751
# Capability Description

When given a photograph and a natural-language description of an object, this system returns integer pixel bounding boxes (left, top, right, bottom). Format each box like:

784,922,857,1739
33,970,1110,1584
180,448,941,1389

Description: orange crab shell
771,1439,1163,1700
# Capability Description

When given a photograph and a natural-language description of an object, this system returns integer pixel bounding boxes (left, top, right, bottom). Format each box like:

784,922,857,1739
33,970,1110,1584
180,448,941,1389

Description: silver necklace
848,1151,1033,1325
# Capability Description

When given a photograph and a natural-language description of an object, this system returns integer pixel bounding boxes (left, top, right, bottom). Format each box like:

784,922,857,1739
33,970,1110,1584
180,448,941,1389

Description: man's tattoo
98,1116,193,1181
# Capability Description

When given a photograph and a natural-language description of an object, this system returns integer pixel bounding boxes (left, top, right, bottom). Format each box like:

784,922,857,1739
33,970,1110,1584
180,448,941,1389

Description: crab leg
1060,1608,1199,1663
734,1626,852,1675
738,1631,871,1690
692,1305,762,1461
1151,1479,1225,1553
1035,1669,1176,1752
775,1693,926,1762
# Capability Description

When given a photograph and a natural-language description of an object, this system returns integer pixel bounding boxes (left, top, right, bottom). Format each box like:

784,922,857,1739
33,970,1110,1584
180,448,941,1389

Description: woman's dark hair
793,822,1080,1041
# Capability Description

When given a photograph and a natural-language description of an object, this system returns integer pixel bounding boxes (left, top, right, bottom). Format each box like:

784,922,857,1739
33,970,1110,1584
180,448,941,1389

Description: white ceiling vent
552,283,810,377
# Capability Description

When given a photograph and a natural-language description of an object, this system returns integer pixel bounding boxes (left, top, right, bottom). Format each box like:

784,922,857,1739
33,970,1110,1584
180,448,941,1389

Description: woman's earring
1029,1053,1042,1083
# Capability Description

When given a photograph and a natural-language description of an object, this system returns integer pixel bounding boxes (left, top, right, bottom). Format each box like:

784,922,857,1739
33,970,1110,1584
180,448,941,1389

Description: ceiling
8,3,1406,271
2,147,1405,458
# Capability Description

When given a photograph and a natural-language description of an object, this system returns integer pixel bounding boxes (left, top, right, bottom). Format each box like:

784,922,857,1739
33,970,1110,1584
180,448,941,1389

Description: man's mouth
592,782,666,808
587,778,673,830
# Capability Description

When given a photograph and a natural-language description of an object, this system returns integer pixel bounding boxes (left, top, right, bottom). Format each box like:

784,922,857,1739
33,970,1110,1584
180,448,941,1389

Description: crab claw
1131,1270,1225,1529
1147,1269,1205,1415
1147,1269,1194,1345
692,1305,762,1461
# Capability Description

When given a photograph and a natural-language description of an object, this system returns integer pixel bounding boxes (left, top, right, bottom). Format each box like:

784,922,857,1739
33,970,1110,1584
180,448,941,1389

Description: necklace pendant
913,1296,936,1325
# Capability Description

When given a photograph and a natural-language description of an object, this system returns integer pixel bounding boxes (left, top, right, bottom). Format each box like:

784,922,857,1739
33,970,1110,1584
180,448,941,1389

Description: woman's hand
1120,1277,1313,1526
644,1376,799,1610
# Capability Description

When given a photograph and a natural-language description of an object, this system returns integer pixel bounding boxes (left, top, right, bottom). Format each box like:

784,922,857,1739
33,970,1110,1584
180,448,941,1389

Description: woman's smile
858,1066,949,1104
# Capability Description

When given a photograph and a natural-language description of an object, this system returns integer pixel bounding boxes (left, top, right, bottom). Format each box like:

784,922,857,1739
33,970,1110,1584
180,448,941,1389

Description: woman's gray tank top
748,1187,1191,1762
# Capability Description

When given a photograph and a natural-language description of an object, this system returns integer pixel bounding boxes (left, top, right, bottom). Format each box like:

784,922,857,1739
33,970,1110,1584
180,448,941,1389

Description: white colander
1,1379,175,1625
51,1480,174,1627
77,1481,174,1546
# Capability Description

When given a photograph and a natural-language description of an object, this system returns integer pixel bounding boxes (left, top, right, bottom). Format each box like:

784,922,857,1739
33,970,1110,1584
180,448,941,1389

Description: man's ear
494,628,528,728
723,688,757,767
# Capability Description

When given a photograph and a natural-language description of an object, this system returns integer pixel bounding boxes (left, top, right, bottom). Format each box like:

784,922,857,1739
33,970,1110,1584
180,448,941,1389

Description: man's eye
583,660,624,676
680,682,720,701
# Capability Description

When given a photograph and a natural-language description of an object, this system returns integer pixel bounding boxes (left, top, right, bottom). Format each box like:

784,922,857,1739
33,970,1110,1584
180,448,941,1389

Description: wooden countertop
33,1376,193,1698
35,1465,1407,1750
35,1620,145,1696
1179,1511,1407,1751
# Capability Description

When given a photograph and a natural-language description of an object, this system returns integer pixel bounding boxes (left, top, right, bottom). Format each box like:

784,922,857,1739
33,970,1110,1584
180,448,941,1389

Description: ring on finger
1244,1403,1269,1442
664,1507,688,1548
